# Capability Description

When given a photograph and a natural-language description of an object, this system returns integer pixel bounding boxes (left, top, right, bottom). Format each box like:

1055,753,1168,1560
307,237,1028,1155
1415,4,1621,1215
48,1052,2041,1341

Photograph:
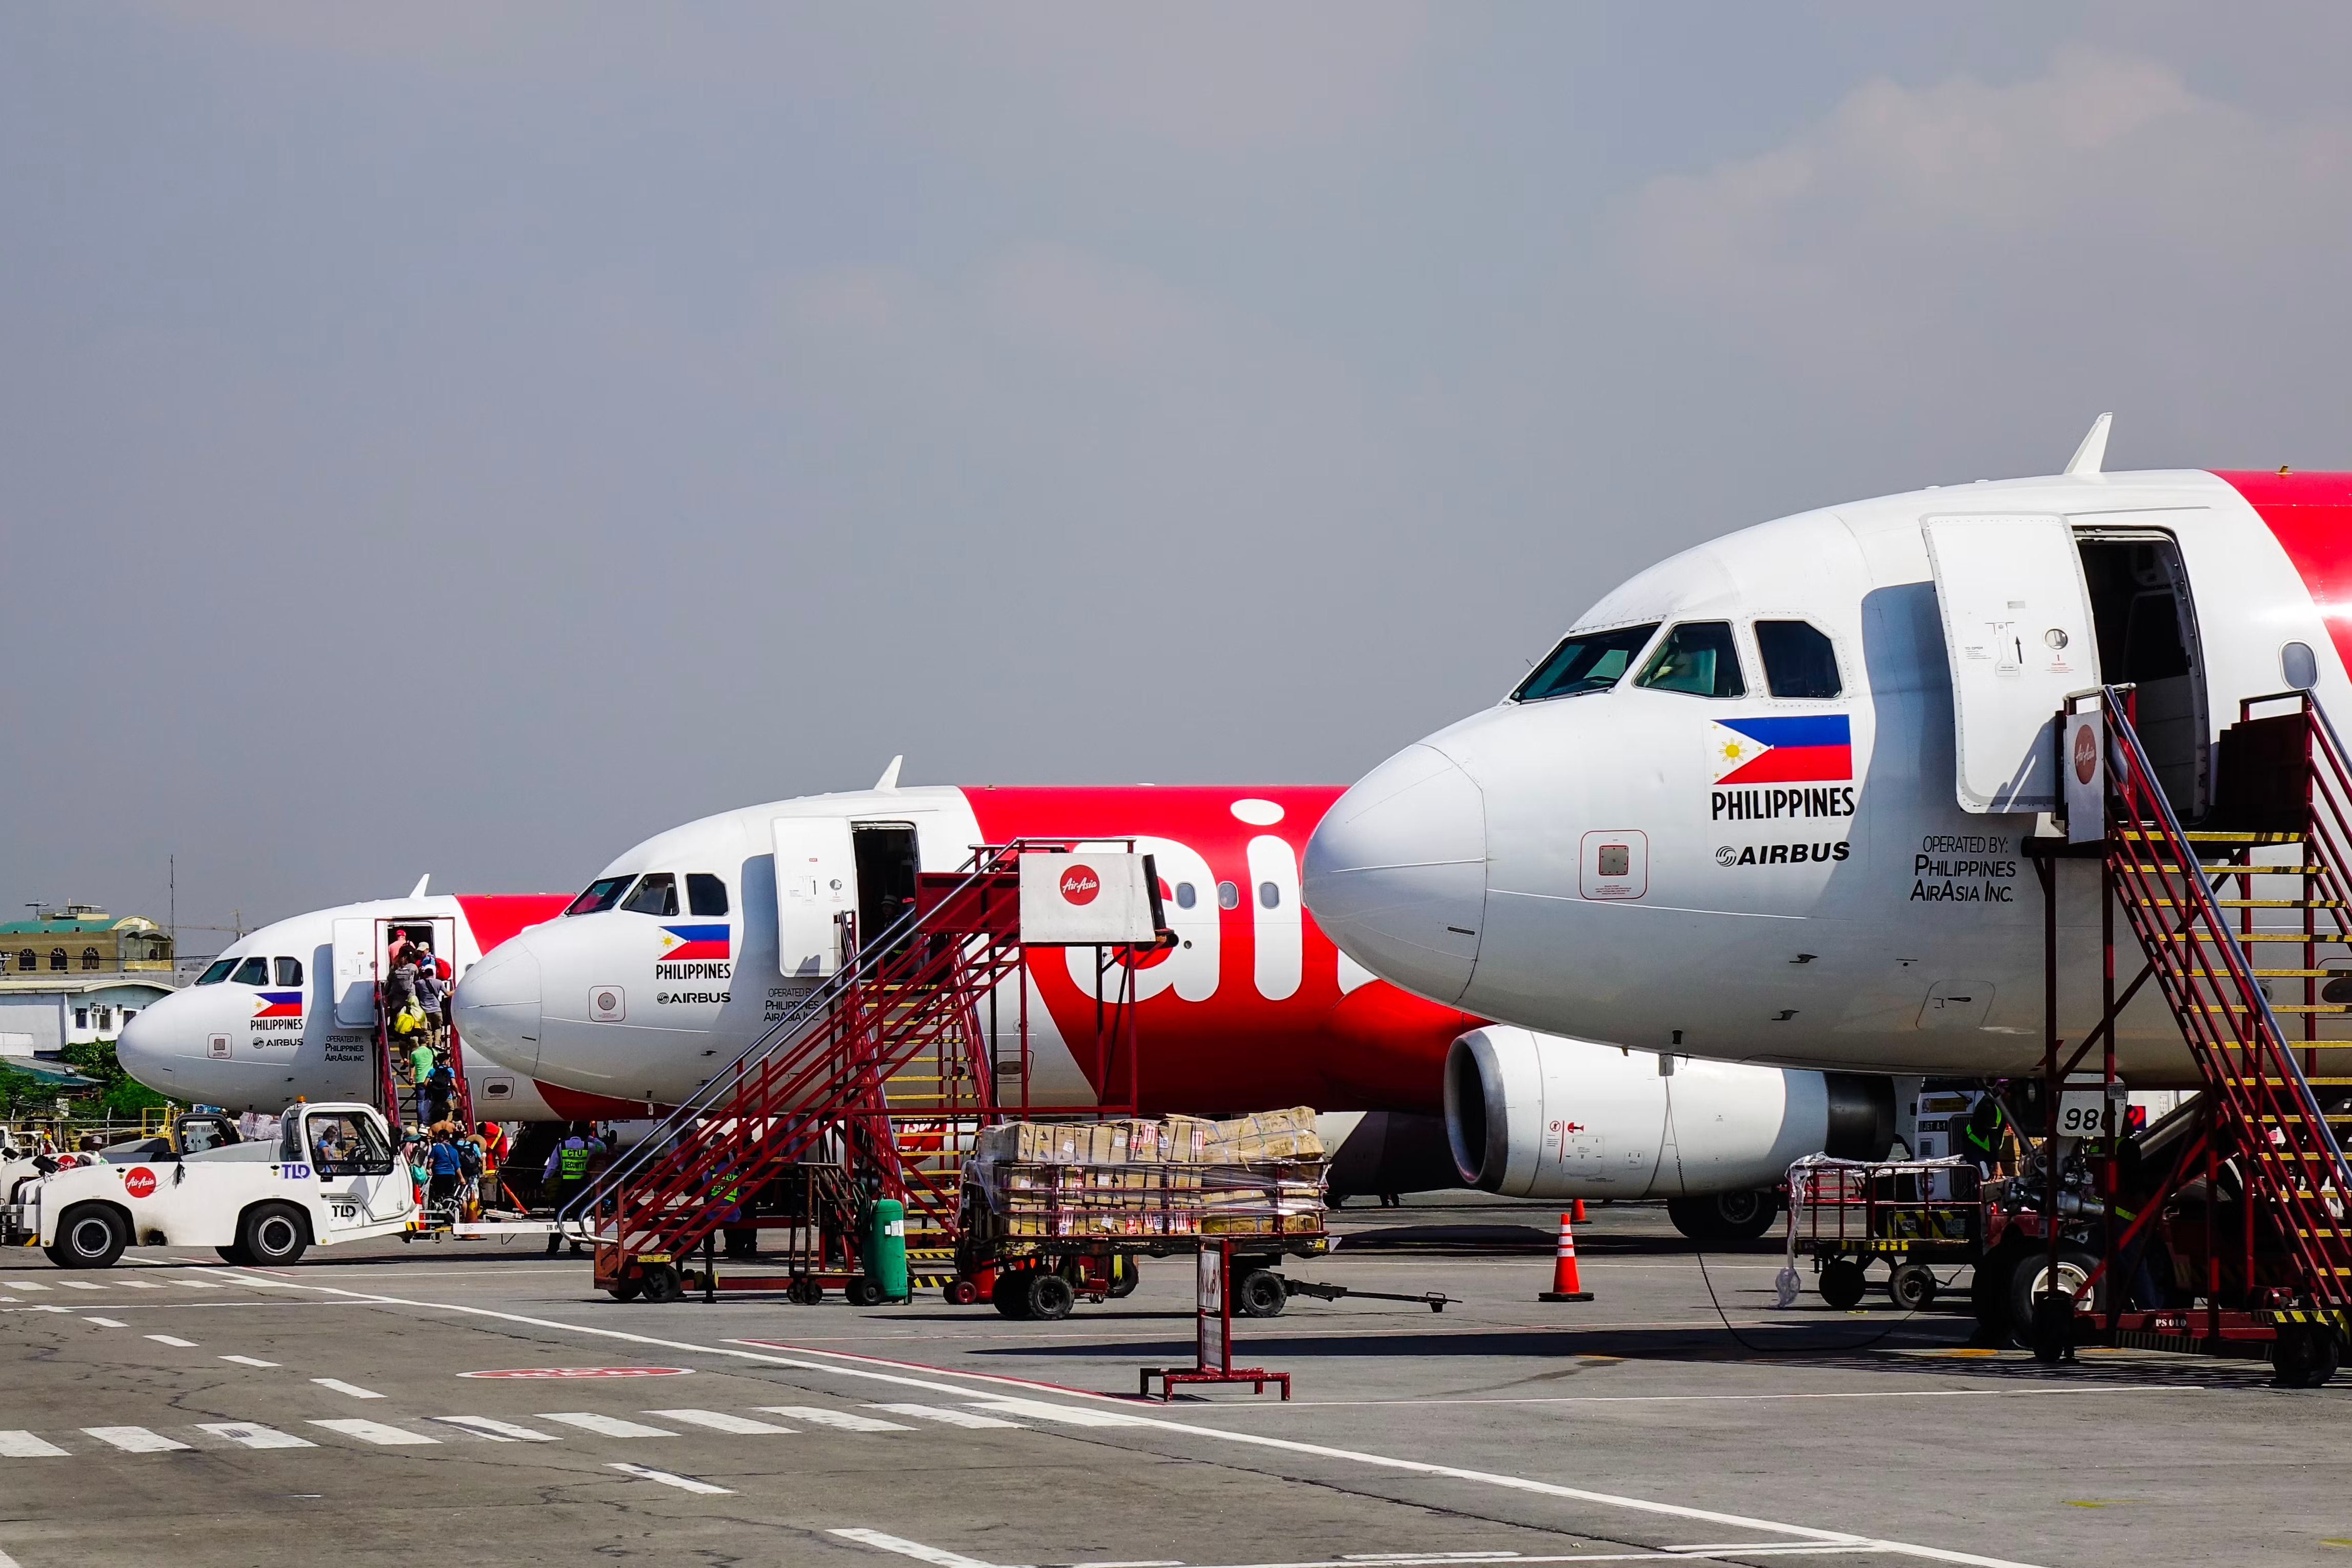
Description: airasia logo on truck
1058,867,1101,906
123,1167,157,1199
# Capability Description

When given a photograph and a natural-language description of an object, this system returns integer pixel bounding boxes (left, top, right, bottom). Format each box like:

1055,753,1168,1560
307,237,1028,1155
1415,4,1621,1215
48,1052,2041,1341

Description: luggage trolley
1783,1153,1984,1311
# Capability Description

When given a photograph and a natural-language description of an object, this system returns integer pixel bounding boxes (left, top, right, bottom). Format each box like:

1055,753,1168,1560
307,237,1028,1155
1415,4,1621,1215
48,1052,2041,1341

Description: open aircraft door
331,919,378,1026
772,817,856,977
1923,514,2099,814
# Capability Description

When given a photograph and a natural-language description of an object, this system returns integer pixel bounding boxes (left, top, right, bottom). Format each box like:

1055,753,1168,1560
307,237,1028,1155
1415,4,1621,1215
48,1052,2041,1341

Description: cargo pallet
560,840,1158,1305
2009,688,2352,1382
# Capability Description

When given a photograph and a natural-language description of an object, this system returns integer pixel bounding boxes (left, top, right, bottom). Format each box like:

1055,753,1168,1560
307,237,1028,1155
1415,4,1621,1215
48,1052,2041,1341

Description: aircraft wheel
2010,1249,2104,1351
49,1204,126,1270
1235,1269,1288,1318
639,1263,684,1304
1970,1245,2021,1345
1889,1261,1938,1312
991,1271,1031,1319
238,1203,310,1267
2275,1324,2341,1389
1665,1196,1721,1243
1023,1271,1075,1322
1818,1258,1867,1310
1706,1189,1782,1243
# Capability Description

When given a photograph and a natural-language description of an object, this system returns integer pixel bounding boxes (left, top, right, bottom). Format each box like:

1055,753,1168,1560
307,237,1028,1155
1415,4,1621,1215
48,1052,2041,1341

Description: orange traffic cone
1540,1211,1593,1302
1572,1199,1586,1224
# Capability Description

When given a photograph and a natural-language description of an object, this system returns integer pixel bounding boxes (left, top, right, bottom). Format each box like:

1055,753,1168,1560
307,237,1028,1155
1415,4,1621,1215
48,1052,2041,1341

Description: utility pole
168,855,176,961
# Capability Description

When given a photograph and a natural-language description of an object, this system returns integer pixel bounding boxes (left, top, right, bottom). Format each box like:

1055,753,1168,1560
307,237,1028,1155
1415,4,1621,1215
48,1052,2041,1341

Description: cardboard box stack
972,1109,1325,1240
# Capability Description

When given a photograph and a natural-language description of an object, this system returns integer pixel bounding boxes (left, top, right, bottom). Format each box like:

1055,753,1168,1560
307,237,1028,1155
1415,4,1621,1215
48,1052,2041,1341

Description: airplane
453,776,1895,1234
1302,420,2352,1099
115,887,651,1126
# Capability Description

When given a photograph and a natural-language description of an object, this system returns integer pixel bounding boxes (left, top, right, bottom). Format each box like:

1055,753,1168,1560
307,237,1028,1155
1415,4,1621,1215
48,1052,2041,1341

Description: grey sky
8,3,2350,945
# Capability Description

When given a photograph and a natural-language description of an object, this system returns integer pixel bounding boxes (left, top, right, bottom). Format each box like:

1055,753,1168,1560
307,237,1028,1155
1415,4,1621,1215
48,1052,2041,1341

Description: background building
0,907,178,1058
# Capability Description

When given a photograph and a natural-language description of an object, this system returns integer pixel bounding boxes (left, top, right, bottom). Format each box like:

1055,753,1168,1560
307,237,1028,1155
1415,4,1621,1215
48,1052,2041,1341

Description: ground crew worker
542,1123,605,1256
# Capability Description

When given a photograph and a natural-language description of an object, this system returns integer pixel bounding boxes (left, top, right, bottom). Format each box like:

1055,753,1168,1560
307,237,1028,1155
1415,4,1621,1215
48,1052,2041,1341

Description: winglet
874,755,903,792
409,874,431,898
2064,413,2113,477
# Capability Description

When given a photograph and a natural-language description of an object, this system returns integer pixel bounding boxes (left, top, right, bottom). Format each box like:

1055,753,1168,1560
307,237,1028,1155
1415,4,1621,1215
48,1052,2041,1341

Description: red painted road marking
457,1366,694,1380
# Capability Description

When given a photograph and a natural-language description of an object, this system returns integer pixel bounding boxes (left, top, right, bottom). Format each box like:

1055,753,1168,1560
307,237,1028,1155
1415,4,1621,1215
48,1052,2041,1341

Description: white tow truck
3,1102,416,1269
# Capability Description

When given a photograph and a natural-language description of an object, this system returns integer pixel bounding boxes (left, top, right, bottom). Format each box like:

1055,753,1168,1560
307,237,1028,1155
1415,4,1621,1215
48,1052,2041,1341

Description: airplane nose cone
1303,742,1489,1006
115,1003,175,1092
454,943,542,1073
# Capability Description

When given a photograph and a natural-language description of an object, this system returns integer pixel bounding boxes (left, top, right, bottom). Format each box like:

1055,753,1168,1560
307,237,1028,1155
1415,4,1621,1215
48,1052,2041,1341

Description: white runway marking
197,1422,314,1450
607,1461,731,1495
432,1416,559,1443
538,1412,676,1438
82,1318,128,1328
58,1281,103,1292
0,1431,69,1458
118,1281,163,1290
170,1279,222,1290
967,1398,1143,1428
145,1335,197,1348
755,1405,909,1432
646,1408,796,1435
9,1281,50,1291
831,1528,997,1566
84,1426,190,1453
222,1274,2057,1568
311,1378,383,1399
309,1419,437,1446
220,1355,278,1368
870,1402,1020,1429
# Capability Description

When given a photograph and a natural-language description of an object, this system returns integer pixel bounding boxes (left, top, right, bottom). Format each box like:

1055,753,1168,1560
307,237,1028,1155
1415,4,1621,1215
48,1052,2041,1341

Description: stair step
2155,931,2352,943
2188,1003,2351,1013
2132,898,2352,909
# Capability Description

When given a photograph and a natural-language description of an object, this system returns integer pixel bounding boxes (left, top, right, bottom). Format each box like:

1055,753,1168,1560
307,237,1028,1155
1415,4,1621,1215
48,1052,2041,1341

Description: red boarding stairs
2055,687,2352,1379
564,842,1138,1302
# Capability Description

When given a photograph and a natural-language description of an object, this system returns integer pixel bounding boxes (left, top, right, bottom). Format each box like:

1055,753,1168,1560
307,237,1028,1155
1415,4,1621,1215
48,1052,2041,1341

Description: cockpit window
274,956,303,988
229,956,270,986
565,876,635,917
621,873,679,917
196,958,236,986
1755,619,1842,699
687,874,729,917
1634,621,1746,698
1512,623,1661,702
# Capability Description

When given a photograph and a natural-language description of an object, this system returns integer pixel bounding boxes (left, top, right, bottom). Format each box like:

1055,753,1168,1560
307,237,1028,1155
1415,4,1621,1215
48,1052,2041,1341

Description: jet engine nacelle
1444,1027,1893,1199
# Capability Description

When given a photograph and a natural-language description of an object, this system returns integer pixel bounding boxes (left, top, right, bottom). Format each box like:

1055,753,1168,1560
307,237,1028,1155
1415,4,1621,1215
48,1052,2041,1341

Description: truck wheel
238,1202,310,1267
215,1244,252,1265
992,1272,1032,1319
1889,1261,1938,1311
47,1205,126,1269
607,1279,644,1302
1023,1272,1075,1322
1818,1258,1867,1310
1235,1269,1288,1318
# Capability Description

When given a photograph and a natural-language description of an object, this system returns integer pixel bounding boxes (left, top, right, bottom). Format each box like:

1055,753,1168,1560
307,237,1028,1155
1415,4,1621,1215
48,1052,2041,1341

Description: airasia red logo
1058,866,1101,906
124,1167,157,1199
2073,723,2099,785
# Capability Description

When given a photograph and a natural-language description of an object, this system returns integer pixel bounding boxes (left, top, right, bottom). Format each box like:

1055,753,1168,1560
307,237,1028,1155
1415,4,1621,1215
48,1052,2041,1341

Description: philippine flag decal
252,990,304,1019
1710,715,1853,786
657,924,731,961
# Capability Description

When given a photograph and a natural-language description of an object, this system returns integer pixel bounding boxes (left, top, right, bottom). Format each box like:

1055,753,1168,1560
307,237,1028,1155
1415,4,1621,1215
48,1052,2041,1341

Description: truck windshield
306,1112,392,1176
565,877,635,917
1512,623,1661,702
195,959,236,986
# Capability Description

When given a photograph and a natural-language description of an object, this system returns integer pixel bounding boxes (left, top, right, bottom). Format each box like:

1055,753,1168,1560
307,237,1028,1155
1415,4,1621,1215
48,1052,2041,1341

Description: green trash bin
865,1198,909,1303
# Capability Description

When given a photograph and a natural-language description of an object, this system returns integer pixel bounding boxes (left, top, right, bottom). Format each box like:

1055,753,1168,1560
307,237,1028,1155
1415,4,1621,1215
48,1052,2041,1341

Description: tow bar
1277,1276,1453,1313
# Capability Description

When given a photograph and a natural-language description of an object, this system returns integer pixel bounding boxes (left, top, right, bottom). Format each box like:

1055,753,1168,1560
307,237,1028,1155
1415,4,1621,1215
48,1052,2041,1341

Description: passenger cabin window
1755,620,1842,699
196,958,235,985
621,873,679,917
565,876,634,917
1173,882,1197,910
1216,881,1240,910
1258,882,1281,909
687,873,729,917
1635,621,1746,698
1513,623,1661,702
230,956,270,986
275,956,303,987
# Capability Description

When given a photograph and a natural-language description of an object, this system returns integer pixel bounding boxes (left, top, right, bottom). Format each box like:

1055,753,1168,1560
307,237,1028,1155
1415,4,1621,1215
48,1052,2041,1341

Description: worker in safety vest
541,1123,605,1256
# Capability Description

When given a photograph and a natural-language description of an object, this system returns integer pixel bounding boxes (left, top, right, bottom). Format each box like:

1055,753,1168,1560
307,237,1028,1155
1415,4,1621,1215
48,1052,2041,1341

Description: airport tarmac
1,1197,2345,1568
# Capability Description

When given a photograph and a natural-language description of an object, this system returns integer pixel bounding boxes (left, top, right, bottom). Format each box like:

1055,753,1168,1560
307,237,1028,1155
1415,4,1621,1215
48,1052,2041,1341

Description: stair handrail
553,840,1033,1236
2103,687,2352,1192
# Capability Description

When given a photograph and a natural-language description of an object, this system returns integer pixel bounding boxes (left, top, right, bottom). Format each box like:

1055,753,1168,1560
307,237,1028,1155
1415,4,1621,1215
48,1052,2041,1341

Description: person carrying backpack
542,1123,603,1256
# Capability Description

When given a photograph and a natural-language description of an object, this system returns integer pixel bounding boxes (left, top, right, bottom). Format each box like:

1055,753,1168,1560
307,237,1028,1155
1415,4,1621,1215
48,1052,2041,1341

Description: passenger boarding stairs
2096,688,2352,1331
562,849,1034,1294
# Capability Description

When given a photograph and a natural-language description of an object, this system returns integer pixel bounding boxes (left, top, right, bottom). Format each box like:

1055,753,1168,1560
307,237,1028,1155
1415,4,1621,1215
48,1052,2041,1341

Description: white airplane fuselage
1304,467,2352,1085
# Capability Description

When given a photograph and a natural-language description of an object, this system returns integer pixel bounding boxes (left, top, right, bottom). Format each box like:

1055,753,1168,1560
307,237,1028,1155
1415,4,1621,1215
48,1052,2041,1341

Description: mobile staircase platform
560,842,1153,1304
2035,686,2352,1382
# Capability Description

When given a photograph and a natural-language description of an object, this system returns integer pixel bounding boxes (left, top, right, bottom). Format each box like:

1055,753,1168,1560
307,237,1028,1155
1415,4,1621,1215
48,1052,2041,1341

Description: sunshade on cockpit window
621,873,679,917
565,876,635,917
1512,624,1661,702
229,956,270,986
195,958,236,986
1635,621,1746,698
1756,619,1842,699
